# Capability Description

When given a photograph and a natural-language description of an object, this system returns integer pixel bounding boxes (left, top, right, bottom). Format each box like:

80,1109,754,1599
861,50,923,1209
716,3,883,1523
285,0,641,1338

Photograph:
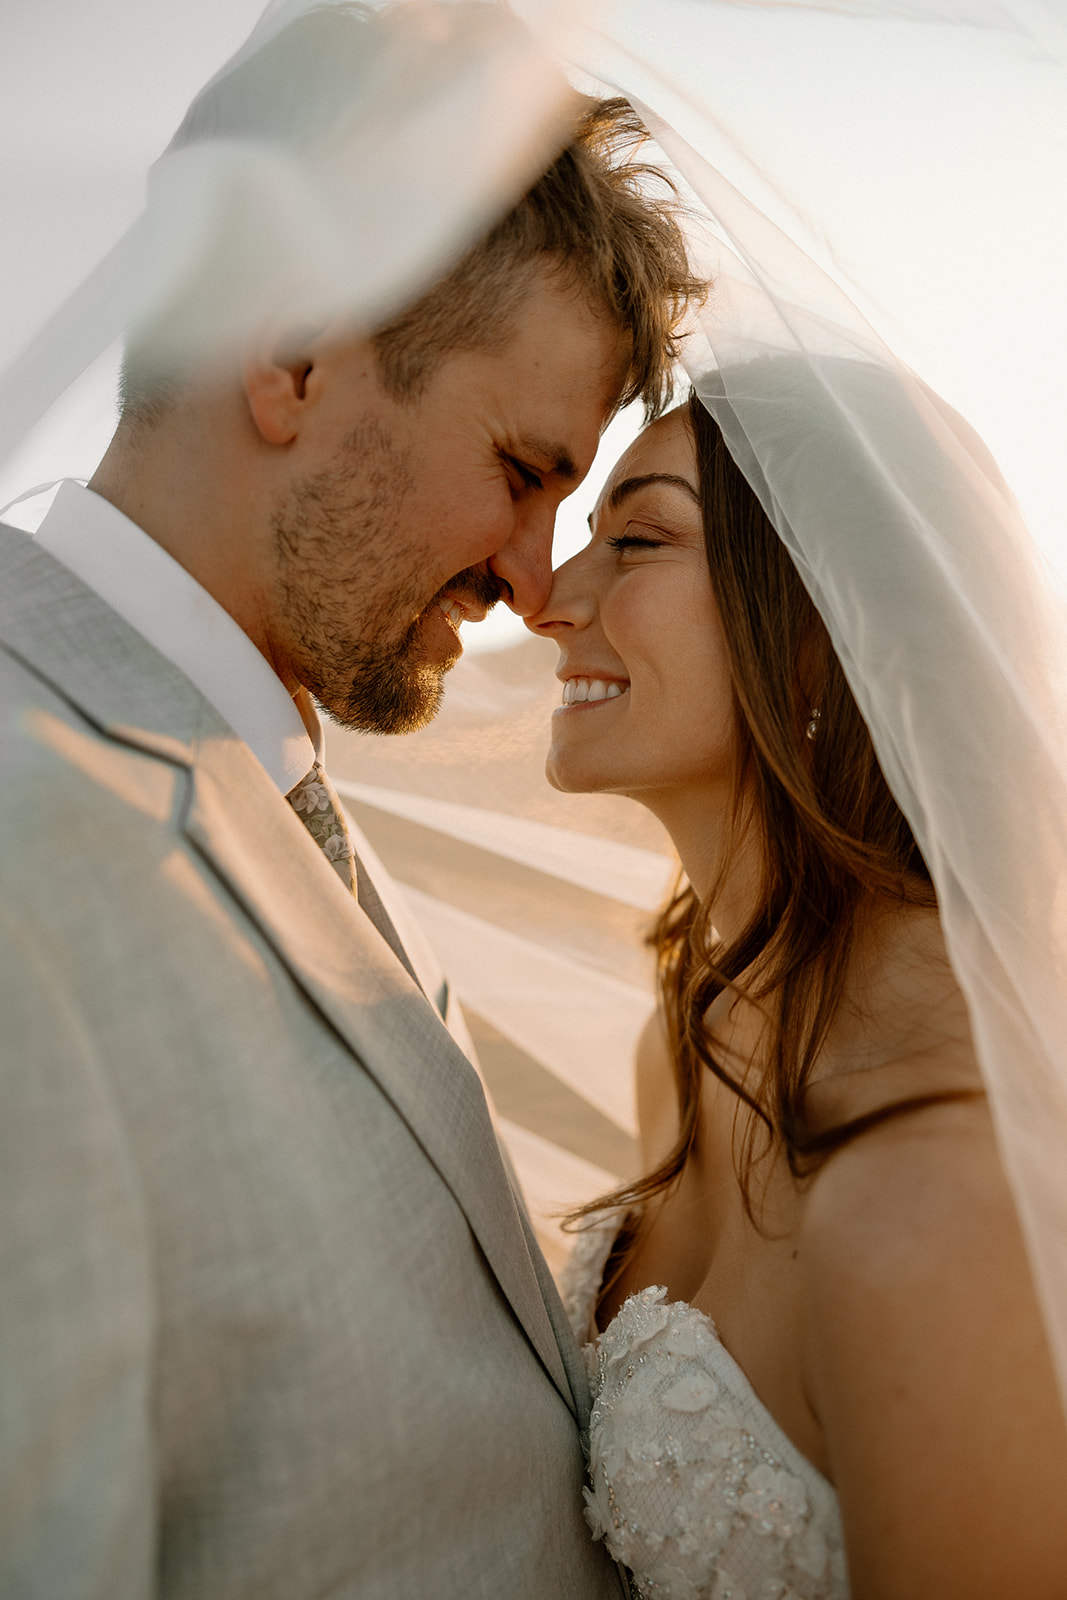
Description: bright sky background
0,0,267,372
2,0,1062,635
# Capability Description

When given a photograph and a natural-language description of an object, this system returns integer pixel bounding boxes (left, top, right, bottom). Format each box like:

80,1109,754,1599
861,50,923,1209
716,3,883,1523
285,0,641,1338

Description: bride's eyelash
606,532,664,552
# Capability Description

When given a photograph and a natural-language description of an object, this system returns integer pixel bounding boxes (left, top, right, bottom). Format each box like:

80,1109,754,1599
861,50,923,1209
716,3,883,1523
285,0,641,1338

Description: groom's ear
243,313,325,447
243,305,378,448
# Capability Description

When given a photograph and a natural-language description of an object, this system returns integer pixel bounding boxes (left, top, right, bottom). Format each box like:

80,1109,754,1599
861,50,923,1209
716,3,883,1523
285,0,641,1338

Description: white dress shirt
33,480,318,794
30,479,466,1031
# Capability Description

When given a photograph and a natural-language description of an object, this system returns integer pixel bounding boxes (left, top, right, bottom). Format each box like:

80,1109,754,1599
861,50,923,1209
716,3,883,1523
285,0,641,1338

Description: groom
0,6,695,1597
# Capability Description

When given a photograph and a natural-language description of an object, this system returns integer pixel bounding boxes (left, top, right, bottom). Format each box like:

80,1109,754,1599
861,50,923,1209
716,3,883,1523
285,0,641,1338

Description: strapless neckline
561,1217,849,1600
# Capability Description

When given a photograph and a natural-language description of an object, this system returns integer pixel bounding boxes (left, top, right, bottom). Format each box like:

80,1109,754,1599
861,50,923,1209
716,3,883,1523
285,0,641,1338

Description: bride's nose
524,549,596,636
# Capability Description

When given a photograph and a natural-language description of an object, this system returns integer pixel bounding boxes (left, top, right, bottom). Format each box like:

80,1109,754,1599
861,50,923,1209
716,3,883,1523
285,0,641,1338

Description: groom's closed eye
506,456,545,492
516,435,580,485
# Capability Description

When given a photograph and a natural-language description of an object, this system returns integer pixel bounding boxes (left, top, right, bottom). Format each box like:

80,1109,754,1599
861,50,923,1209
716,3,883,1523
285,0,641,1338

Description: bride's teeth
560,677,628,707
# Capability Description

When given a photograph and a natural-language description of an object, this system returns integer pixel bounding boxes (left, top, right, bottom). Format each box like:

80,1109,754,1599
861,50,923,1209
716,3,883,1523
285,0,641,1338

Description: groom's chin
329,659,451,737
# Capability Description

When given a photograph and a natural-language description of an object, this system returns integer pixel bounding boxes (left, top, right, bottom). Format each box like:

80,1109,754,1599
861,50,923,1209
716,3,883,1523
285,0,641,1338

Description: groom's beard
270,424,504,735
319,563,503,736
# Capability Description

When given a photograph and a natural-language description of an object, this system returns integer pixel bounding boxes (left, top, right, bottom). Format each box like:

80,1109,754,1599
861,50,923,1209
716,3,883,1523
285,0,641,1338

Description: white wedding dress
561,1220,849,1600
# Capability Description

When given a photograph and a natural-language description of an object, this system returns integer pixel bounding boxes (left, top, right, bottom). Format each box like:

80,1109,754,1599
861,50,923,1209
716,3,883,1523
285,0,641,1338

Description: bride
529,390,1067,1597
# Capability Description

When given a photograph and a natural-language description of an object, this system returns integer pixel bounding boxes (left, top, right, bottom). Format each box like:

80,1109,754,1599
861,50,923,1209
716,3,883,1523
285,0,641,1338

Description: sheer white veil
2,0,1066,1414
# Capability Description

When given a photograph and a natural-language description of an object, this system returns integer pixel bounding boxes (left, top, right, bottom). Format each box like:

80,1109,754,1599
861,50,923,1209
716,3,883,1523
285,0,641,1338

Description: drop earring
806,707,821,741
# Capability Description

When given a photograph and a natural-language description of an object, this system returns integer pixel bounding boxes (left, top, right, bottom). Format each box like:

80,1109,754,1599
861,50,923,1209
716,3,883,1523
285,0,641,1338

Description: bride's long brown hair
573,391,954,1253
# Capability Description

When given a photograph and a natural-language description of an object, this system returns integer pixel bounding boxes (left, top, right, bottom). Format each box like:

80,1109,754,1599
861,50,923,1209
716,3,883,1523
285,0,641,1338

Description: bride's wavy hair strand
571,393,966,1287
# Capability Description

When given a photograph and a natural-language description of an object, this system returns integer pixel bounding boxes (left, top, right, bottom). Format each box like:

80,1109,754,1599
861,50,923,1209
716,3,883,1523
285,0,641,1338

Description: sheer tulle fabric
2,0,1065,1417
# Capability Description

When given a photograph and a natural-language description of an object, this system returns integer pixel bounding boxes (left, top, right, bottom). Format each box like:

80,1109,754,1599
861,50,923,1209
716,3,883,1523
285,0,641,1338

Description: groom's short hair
369,93,698,418
119,3,701,427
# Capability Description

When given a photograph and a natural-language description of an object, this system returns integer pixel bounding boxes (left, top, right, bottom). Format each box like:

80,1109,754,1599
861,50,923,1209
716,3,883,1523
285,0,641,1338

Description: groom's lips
439,564,508,616
437,596,472,633
424,588,492,655
431,567,507,635
419,566,506,658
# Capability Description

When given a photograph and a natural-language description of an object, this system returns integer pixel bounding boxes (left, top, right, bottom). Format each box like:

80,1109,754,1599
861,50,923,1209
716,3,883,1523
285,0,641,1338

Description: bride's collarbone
602,909,986,1478
608,1072,808,1313
627,1133,830,1473
606,1072,989,1480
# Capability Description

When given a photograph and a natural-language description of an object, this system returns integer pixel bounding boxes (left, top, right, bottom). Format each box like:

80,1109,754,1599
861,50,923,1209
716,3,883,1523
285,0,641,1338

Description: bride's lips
553,676,630,715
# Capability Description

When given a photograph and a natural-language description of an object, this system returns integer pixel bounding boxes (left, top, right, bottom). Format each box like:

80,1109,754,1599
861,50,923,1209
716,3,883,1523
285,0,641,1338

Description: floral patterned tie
287,759,422,990
287,760,356,893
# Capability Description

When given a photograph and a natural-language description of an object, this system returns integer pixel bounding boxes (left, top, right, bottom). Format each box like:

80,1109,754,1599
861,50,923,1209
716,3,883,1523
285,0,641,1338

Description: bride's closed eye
606,531,668,553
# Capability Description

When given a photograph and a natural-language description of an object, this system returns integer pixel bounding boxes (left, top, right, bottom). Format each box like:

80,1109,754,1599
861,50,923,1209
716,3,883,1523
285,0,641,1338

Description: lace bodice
561,1220,849,1600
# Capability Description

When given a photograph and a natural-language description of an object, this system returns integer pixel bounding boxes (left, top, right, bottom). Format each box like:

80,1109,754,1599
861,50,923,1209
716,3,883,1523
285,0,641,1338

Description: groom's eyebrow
518,435,578,481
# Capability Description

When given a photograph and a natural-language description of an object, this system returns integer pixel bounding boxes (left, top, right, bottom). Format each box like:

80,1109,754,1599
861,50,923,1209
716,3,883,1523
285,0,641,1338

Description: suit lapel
350,840,424,993
184,726,577,1410
0,526,579,1416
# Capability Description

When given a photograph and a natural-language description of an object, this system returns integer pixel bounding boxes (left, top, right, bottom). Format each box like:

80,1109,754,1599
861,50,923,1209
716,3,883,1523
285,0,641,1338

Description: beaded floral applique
566,1227,849,1600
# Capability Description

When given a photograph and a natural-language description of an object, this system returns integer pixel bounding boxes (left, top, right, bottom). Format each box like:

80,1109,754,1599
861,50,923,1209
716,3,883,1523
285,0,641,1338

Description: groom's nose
489,502,556,617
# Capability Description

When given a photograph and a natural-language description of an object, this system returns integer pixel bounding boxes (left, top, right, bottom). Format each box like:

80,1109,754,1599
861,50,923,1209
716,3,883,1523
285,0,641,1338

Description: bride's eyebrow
588,471,701,531
606,473,700,512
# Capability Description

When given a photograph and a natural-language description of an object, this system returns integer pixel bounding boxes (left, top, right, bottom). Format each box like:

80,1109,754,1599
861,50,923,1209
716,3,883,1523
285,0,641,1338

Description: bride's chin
545,753,611,796
545,762,573,794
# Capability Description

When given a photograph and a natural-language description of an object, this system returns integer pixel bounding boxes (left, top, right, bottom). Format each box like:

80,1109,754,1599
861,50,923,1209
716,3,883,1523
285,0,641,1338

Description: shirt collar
33,480,319,793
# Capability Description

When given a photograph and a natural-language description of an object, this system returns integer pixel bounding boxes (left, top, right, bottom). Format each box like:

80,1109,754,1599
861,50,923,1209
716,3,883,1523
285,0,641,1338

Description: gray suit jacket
0,524,625,1600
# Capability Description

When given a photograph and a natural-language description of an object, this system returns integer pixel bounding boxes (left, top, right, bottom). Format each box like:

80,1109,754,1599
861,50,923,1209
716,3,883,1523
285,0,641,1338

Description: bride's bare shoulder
806,899,981,1124
797,1096,1067,1594
798,901,1012,1370
794,901,1067,1591
800,1091,1007,1290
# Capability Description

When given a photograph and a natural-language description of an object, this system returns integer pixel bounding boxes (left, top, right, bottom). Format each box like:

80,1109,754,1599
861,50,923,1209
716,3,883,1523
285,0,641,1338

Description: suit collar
0,521,203,764
0,523,582,1418
31,483,317,792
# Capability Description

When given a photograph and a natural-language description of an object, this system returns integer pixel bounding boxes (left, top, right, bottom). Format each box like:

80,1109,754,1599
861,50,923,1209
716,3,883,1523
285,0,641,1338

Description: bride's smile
555,675,629,708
